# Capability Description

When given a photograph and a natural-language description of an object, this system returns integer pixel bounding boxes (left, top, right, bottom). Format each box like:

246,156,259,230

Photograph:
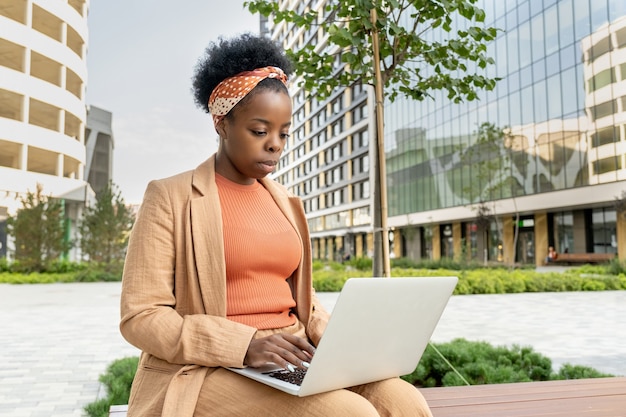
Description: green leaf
245,0,500,104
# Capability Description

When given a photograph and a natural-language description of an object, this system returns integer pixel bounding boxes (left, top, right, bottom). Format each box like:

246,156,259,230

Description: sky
86,0,259,204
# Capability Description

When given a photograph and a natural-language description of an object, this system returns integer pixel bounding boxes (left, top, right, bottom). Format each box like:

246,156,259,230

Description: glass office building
264,0,626,265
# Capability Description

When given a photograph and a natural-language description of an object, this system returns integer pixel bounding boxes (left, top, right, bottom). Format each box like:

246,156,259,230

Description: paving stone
1,281,624,416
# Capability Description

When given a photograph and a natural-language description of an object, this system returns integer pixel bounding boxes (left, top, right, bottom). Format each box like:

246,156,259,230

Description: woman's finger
244,333,315,370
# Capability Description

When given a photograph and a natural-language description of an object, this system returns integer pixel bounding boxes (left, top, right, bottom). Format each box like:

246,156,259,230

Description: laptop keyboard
263,368,308,386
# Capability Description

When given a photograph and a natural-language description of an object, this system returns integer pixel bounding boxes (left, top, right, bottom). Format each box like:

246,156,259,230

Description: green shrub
45,260,87,273
2,259,626,293
582,280,606,291
401,338,611,387
312,268,369,292
606,258,626,275
85,357,139,417
501,270,527,293
0,260,124,284
390,257,419,269
411,258,465,270
346,256,373,271
75,265,123,282
312,260,325,271
0,271,76,284
553,363,613,380
0,257,10,272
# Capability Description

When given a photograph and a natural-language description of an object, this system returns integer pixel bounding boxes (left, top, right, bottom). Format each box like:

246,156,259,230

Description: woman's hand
244,333,315,371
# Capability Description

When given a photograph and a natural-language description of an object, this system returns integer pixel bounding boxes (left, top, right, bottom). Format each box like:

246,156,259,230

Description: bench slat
421,377,626,417
424,396,626,417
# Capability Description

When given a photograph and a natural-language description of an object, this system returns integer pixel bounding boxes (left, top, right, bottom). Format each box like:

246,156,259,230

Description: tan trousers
194,321,434,417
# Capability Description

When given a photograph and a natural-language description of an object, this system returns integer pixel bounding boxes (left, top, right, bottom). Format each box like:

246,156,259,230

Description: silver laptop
228,276,458,396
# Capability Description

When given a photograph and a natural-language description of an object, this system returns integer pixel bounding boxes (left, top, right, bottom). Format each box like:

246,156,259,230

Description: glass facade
264,0,626,263
385,0,626,218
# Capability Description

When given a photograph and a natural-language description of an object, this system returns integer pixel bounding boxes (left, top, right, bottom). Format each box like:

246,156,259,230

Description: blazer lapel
190,156,227,316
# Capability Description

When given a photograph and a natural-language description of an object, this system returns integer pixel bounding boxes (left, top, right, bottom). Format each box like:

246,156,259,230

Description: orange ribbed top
216,174,301,329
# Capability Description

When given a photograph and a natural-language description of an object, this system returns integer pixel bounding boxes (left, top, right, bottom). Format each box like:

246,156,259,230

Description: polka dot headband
208,66,288,127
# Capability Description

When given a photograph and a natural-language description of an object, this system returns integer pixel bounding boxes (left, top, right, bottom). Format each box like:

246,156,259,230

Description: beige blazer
120,155,330,417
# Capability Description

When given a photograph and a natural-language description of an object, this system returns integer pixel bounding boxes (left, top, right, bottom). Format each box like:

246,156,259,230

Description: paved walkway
0,282,624,417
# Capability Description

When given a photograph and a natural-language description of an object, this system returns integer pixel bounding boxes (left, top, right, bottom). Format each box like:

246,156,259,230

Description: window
592,156,621,175
592,208,617,254
587,36,612,62
295,108,305,123
325,189,345,208
332,118,344,136
295,89,305,105
326,165,345,185
308,216,322,232
332,146,339,161
311,197,319,211
295,127,305,142
352,103,368,123
333,53,342,70
591,126,620,147
329,141,344,163
352,180,370,200
308,156,317,172
352,82,365,99
312,135,319,150
362,155,369,173
352,206,371,226
315,110,326,128
617,27,626,49
591,99,616,121
355,129,369,148
331,96,343,115
553,212,573,253
333,189,344,205
587,68,615,92
544,5,559,55
352,154,369,175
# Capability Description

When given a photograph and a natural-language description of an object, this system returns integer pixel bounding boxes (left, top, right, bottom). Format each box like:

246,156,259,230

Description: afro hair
192,33,294,114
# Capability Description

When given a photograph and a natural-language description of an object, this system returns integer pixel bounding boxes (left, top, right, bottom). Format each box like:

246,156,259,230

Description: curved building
0,0,91,259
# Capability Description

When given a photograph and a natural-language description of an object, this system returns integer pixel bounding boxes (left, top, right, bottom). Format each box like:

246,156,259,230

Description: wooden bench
422,377,626,416
551,252,615,265
109,377,626,417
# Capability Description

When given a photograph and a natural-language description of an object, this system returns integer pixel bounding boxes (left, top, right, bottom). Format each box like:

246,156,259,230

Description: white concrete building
0,0,91,260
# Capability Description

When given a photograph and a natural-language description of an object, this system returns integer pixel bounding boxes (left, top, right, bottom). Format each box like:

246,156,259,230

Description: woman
120,33,433,417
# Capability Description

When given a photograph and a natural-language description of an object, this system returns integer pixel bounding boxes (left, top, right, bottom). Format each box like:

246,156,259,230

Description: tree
79,182,135,265
246,0,500,275
6,184,71,272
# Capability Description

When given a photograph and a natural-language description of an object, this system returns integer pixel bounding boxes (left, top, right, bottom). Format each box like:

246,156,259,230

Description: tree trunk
370,8,390,277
